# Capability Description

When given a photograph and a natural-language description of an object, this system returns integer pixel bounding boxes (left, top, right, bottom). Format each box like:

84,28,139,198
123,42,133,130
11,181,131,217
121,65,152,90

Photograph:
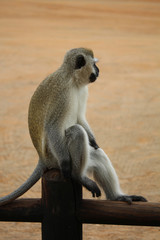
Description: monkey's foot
81,176,101,198
115,195,147,204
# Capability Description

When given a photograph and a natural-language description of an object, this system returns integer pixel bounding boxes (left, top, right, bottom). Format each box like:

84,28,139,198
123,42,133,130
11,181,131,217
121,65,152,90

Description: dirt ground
0,0,160,239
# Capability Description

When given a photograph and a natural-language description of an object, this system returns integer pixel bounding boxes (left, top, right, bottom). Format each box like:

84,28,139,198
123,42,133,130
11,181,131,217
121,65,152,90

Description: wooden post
42,169,82,240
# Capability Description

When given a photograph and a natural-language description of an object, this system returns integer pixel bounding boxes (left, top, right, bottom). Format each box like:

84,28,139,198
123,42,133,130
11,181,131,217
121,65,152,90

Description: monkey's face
74,54,99,85
64,48,99,86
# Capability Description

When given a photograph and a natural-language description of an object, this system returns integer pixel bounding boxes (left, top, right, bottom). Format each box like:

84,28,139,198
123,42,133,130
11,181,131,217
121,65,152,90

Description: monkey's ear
75,55,86,69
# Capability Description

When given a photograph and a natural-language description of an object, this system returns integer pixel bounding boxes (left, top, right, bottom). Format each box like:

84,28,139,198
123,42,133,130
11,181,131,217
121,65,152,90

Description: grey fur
0,48,100,205
0,161,46,205
0,48,147,205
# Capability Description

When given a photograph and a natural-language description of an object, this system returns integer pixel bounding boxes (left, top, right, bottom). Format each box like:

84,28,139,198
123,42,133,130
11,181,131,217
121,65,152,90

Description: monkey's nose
94,64,99,77
96,69,99,77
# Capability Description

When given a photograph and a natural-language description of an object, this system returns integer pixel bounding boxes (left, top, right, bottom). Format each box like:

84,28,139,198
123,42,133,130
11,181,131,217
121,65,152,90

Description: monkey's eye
75,55,86,69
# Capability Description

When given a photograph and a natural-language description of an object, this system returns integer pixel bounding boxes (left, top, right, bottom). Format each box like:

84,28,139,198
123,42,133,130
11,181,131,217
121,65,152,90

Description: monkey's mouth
89,71,99,83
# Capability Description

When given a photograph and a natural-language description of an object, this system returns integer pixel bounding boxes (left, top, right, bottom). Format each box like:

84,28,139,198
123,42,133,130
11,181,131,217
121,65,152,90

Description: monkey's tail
0,160,46,206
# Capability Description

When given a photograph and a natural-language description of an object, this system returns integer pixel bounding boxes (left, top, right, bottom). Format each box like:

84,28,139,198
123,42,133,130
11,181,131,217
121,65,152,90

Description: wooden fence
0,169,160,239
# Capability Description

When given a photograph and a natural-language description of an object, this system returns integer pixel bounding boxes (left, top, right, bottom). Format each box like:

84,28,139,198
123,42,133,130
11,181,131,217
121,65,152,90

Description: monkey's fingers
115,195,132,204
128,195,147,202
92,192,95,198
91,189,101,198
82,177,101,198
89,139,99,149
91,186,101,198
96,188,101,197
115,195,147,204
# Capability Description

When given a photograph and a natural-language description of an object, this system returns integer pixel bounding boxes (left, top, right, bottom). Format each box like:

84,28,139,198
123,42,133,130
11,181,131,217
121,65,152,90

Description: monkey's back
28,72,69,159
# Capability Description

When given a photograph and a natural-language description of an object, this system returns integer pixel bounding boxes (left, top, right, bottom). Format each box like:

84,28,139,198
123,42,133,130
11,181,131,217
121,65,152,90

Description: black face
89,63,99,83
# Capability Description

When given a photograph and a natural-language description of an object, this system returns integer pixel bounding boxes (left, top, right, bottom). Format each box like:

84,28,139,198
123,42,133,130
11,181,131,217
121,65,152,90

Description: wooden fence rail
0,169,160,239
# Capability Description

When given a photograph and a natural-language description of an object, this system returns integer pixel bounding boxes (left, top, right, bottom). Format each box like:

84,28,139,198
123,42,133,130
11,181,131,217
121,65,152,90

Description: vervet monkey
0,48,147,206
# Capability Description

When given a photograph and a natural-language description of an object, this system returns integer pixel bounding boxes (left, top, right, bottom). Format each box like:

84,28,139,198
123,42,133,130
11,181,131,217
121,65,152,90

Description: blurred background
0,0,160,239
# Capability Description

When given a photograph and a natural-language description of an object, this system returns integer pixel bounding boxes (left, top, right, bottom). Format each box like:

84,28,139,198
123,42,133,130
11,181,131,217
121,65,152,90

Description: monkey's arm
78,118,99,149
47,127,71,178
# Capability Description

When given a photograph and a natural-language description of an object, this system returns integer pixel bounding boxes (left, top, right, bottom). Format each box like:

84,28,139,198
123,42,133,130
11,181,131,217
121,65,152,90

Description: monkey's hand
61,160,72,179
89,138,99,150
78,120,99,149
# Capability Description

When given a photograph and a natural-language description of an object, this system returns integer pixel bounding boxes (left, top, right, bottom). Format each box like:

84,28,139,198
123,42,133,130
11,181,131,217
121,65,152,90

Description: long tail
0,160,46,206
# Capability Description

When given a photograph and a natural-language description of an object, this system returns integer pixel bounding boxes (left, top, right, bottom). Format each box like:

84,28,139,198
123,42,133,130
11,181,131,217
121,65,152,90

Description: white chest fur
64,85,88,131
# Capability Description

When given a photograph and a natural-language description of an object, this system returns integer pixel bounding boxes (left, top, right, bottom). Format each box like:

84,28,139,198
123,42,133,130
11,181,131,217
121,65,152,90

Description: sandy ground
0,0,160,239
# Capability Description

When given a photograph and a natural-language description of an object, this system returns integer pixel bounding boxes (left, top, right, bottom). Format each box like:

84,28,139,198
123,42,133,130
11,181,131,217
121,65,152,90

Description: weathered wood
0,198,42,222
0,168,160,234
42,169,82,240
79,199,160,227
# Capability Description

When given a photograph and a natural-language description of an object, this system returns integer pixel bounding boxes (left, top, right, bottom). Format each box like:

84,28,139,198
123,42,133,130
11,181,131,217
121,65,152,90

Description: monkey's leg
47,127,71,178
89,148,147,203
65,124,101,197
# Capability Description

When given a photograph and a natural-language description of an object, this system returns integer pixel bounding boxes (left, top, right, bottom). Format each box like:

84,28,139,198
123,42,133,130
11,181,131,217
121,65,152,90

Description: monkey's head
63,48,99,86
